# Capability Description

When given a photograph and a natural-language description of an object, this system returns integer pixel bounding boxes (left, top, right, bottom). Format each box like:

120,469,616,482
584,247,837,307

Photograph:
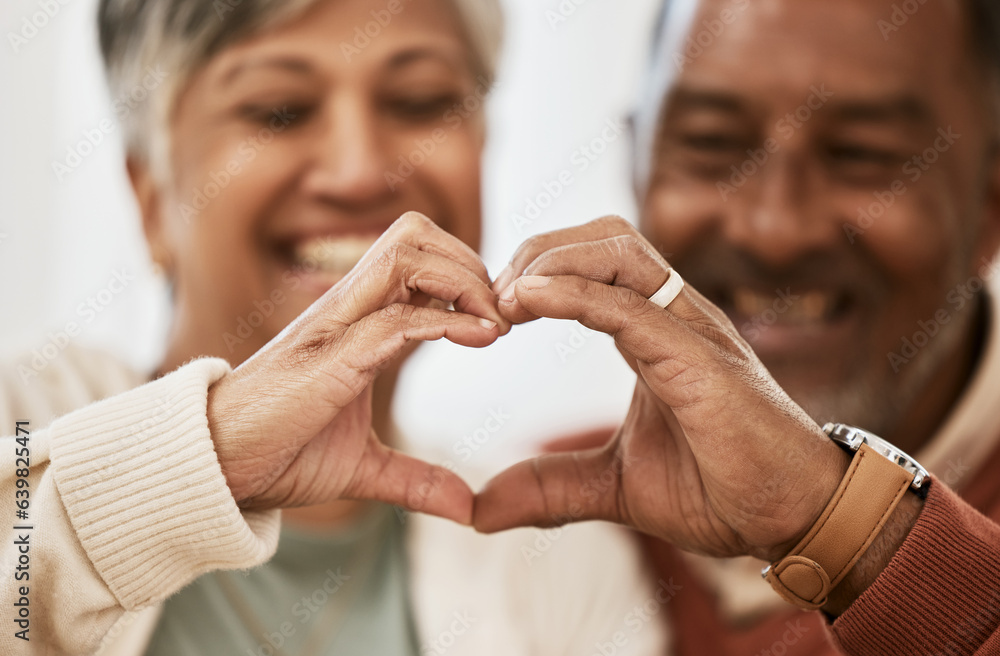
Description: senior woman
0,0,667,654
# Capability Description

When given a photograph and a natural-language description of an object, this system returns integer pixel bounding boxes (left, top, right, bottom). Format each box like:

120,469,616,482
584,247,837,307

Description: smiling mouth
724,287,852,325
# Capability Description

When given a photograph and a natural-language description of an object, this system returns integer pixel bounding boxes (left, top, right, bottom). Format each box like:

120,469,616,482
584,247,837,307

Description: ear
127,155,171,273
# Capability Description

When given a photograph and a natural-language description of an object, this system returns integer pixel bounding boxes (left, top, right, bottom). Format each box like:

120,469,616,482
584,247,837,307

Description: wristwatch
762,423,930,610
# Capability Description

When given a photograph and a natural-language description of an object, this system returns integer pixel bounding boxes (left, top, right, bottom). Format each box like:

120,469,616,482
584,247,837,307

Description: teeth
293,235,377,276
731,288,838,323
732,288,774,317
793,292,833,322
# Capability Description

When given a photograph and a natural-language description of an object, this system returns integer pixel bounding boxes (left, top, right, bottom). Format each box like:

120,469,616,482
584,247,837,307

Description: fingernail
493,266,514,293
479,318,498,330
499,281,517,303
519,275,551,290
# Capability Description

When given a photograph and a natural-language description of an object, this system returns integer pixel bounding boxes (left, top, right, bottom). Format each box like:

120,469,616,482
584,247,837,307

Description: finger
302,305,498,412
338,304,500,372
348,438,475,525
507,275,749,386
326,244,507,330
498,234,670,325
525,235,669,296
541,427,617,454
362,212,491,287
494,215,649,292
473,446,627,533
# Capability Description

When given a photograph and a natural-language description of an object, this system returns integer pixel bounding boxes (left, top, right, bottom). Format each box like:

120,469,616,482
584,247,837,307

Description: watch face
823,423,929,489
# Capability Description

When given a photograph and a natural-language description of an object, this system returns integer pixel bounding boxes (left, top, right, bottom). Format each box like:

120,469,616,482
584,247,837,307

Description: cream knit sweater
0,348,668,655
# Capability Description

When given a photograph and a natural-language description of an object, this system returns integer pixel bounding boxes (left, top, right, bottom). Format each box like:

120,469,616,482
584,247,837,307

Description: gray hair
97,0,503,178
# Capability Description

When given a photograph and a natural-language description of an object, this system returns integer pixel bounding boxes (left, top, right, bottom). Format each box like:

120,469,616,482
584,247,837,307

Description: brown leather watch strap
764,443,915,610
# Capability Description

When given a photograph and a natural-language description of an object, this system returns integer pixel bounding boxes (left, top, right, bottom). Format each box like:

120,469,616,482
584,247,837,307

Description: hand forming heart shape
207,212,851,567
207,212,505,524
473,215,851,565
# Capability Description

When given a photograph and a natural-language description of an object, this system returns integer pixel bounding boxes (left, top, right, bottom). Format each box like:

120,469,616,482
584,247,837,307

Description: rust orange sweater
646,441,1000,655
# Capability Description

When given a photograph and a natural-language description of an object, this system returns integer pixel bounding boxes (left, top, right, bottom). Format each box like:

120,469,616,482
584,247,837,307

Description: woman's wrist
205,374,256,505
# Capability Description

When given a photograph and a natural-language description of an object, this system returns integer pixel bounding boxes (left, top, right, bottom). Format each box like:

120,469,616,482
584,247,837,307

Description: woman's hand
476,217,851,562
207,212,507,525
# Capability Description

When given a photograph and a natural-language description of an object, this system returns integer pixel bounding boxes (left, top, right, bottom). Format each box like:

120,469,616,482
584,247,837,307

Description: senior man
476,0,1000,653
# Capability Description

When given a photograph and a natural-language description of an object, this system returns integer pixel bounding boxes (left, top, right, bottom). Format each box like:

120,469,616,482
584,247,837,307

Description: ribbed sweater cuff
832,478,1000,655
50,358,281,610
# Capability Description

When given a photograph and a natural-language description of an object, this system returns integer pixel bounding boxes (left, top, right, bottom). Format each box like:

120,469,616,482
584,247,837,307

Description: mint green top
145,505,420,656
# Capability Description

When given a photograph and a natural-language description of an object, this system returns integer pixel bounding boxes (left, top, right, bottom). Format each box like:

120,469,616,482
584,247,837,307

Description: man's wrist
821,486,926,615
762,437,923,611
759,440,852,563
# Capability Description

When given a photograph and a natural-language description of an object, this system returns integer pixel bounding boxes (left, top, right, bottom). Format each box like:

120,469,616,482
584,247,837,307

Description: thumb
541,427,616,454
346,437,475,525
473,446,627,533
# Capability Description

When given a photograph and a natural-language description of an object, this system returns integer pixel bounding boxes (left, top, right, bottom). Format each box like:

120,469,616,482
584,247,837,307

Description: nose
723,149,839,269
300,96,394,209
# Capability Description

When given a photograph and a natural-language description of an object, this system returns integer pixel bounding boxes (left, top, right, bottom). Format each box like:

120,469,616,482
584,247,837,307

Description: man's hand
207,212,508,525
476,216,852,562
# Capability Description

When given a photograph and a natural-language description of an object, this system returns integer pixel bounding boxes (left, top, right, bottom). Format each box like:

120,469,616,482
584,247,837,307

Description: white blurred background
0,0,661,476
